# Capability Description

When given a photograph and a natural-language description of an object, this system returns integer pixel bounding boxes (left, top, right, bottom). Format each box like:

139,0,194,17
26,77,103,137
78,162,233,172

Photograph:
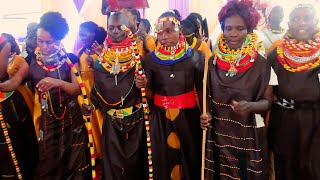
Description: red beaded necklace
98,37,136,74
277,32,320,72
155,35,186,57
214,33,261,77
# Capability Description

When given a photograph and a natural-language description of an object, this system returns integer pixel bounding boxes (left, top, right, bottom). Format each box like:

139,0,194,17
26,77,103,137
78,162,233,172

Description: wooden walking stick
201,41,211,180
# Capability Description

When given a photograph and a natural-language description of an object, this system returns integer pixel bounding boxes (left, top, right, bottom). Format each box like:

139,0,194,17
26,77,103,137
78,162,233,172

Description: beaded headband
166,10,175,14
294,3,314,10
154,17,180,33
290,3,318,20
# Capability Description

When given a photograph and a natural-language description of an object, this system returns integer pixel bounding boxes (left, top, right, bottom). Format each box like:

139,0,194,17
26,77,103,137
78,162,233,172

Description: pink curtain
168,0,189,19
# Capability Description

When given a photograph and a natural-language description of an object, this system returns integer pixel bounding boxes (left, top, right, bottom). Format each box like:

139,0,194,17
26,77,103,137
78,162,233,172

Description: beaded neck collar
35,46,67,72
152,35,191,65
214,33,262,77
98,36,136,74
276,31,320,72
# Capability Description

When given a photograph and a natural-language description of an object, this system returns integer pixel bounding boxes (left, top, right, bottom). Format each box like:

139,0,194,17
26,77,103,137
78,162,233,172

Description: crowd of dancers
0,0,319,179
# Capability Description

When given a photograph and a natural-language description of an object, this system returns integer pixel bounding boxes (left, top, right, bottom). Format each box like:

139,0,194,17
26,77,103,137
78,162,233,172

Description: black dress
91,61,148,180
144,49,204,180
29,57,91,180
205,54,271,180
267,49,320,180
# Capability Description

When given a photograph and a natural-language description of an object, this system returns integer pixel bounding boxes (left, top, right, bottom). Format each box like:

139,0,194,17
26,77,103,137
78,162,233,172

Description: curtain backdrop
168,0,190,19
41,0,108,52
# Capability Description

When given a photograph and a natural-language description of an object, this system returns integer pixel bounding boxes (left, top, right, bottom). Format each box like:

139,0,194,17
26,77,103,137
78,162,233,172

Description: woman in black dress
27,12,90,180
0,34,38,180
143,10,204,180
267,4,320,180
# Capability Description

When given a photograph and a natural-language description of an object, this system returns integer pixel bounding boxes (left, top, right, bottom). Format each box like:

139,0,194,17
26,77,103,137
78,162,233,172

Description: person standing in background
77,21,107,170
121,8,156,57
260,5,286,54
22,22,38,65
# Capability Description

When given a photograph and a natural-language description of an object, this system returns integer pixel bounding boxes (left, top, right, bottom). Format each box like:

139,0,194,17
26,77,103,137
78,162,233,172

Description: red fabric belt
154,90,197,109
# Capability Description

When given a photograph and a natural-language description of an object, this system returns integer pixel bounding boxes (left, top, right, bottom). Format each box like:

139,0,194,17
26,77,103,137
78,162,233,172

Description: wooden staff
201,40,211,180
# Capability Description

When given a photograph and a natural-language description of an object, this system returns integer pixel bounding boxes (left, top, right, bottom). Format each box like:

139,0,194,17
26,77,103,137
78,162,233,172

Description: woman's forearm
58,79,81,96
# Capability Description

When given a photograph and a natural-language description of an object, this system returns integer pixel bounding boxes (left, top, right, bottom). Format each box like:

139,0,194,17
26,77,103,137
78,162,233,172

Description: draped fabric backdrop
41,0,108,52
168,0,190,19
189,0,225,42
144,0,169,34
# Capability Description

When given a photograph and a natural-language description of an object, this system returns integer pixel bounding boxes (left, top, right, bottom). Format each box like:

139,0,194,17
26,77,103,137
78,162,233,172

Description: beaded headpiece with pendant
153,16,191,65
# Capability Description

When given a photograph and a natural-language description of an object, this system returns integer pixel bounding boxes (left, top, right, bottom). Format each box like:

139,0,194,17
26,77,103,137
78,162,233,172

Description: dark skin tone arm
231,85,273,114
0,59,28,91
201,86,273,129
0,43,11,81
199,87,213,129
36,63,81,96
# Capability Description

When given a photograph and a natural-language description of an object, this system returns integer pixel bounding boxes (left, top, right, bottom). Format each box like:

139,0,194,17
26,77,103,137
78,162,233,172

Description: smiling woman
267,4,320,180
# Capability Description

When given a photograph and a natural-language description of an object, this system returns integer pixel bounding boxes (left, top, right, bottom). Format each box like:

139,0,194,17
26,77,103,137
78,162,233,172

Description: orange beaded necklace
277,32,320,72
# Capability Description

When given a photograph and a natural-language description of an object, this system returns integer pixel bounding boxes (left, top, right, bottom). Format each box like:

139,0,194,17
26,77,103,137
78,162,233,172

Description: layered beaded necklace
35,47,67,72
214,33,259,77
152,35,191,65
277,32,320,72
98,37,136,76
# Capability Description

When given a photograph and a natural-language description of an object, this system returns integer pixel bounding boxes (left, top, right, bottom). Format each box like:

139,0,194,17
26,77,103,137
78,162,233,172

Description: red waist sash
154,90,197,109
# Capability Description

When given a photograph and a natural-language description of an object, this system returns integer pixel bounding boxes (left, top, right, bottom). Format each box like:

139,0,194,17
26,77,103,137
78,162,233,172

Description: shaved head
107,12,129,43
